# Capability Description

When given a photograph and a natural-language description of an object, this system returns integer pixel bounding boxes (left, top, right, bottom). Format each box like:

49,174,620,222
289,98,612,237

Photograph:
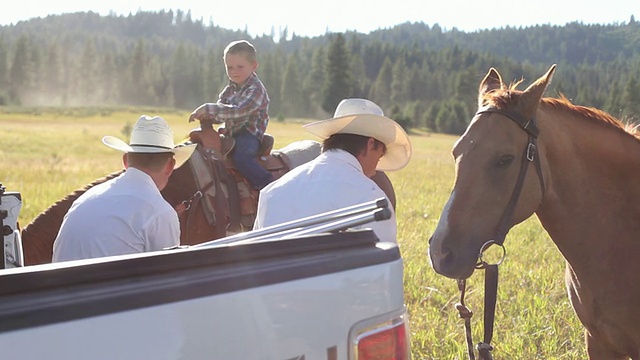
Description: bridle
455,107,546,360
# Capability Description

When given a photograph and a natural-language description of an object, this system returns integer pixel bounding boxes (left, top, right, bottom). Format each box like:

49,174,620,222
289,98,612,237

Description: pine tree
9,35,32,104
127,39,149,105
100,51,118,104
260,52,283,118
146,58,168,104
450,100,471,134
406,65,425,102
435,105,452,134
435,100,470,135
321,33,352,115
622,75,640,120
59,38,74,106
203,47,223,101
28,43,44,105
603,79,623,118
303,47,325,118
453,68,480,119
0,36,8,104
78,39,98,104
42,41,62,105
368,57,393,109
350,53,368,98
390,57,408,105
171,43,203,109
424,103,441,131
280,54,305,117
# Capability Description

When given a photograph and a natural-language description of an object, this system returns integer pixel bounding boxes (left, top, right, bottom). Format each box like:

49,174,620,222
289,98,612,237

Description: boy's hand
189,103,208,122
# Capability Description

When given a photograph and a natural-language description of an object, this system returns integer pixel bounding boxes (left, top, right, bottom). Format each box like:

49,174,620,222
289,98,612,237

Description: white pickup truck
0,183,410,360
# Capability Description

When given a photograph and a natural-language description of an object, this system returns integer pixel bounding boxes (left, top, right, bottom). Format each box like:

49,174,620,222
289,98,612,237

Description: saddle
221,133,291,177
219,132,274,159
187,129,292,232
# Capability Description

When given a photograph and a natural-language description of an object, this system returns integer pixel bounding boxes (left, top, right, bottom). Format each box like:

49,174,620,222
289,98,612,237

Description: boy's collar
230,72,257,89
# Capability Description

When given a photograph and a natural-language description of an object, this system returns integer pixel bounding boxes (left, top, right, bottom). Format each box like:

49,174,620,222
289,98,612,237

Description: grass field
0,109,585,359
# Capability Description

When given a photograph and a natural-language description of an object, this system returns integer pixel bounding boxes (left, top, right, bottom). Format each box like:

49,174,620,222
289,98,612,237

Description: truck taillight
349,309,411,360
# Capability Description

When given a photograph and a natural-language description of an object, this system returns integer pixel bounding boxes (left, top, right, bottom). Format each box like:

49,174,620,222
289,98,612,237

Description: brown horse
22,129,396,266
428,65,640,359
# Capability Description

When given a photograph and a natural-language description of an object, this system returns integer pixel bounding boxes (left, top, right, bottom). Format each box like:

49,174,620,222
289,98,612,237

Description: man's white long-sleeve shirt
254,149,397,243
52,167,180,262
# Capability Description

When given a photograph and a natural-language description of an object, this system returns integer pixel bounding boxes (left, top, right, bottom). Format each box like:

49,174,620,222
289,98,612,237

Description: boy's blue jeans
232,132,274,190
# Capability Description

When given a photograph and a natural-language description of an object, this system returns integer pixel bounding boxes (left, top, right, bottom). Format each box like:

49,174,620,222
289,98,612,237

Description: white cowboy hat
102,115,196,169
303,98,412,171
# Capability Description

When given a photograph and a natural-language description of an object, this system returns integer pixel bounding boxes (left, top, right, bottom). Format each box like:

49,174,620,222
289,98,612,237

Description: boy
189,40,274,190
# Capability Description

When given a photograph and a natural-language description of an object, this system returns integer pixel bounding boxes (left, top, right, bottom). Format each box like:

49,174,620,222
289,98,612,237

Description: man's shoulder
72,176,117,204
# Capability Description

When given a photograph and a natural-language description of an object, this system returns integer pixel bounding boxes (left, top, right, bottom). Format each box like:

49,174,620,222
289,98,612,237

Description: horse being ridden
429,65,640,359
164,124,323,244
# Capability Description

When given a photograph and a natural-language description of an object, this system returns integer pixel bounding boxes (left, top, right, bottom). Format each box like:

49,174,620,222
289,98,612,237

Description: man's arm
146,209,181,251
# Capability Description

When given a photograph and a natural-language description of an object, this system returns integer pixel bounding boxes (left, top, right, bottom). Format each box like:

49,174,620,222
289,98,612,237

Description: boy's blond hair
223,40,257,63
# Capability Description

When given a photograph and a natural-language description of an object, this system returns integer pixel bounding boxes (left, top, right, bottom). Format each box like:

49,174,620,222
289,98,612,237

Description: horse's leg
567,265,630,359
586,331,628,360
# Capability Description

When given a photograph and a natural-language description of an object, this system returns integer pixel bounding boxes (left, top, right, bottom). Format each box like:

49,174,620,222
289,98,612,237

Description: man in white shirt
253,98,412,243
52,115,196,262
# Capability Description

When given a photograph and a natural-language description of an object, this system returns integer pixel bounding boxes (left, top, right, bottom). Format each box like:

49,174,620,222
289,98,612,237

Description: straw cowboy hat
303,98,412,171
103,115,196,169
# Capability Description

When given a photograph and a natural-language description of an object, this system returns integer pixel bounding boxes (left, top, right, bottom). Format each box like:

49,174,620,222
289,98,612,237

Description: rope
455,279,476,360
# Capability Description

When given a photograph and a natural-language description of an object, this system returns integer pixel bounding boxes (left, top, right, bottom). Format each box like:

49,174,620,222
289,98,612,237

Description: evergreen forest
1,10,639,134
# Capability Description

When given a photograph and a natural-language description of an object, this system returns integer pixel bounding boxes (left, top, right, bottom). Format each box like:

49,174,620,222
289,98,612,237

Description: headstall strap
456,107,545,360
477,107,539,138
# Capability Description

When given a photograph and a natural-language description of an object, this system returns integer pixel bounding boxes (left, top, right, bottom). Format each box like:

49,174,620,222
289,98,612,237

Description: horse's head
428,65,556,279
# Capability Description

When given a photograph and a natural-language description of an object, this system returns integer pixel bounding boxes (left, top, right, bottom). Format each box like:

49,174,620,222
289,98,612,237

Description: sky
0,0,638,38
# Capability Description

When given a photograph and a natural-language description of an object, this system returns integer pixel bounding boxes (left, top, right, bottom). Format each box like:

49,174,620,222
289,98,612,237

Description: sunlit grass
0,108,585,358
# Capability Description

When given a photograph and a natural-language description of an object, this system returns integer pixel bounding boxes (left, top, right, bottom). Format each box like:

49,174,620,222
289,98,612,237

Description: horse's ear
478,68,504,107
520,64,557,117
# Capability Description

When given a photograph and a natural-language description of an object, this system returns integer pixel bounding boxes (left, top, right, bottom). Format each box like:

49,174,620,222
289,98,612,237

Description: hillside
0,11,638,133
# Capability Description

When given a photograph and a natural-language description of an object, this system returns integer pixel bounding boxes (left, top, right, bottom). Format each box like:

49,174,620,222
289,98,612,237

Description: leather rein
455,107,545,360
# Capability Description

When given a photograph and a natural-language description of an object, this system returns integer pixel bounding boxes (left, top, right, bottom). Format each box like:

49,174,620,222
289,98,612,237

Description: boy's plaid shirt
206,72,270,140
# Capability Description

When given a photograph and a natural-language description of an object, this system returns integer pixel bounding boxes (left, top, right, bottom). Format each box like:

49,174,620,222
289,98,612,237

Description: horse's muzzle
428,236,476,280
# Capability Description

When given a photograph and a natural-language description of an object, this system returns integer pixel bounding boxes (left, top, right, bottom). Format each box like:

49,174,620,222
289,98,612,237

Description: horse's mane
481,80,525,108
483,83,640,141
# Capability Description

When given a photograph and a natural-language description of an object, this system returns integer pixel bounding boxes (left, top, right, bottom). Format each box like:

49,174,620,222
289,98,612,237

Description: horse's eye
497,154,514,168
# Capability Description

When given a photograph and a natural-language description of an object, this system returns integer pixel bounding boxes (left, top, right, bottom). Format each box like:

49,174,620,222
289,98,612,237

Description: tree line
0,10,639,134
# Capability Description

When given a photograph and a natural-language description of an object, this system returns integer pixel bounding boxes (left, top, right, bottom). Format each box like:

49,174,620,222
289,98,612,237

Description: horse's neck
535,113,640,270
540,112,640,205
21,193,79,266
21,170,124,265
